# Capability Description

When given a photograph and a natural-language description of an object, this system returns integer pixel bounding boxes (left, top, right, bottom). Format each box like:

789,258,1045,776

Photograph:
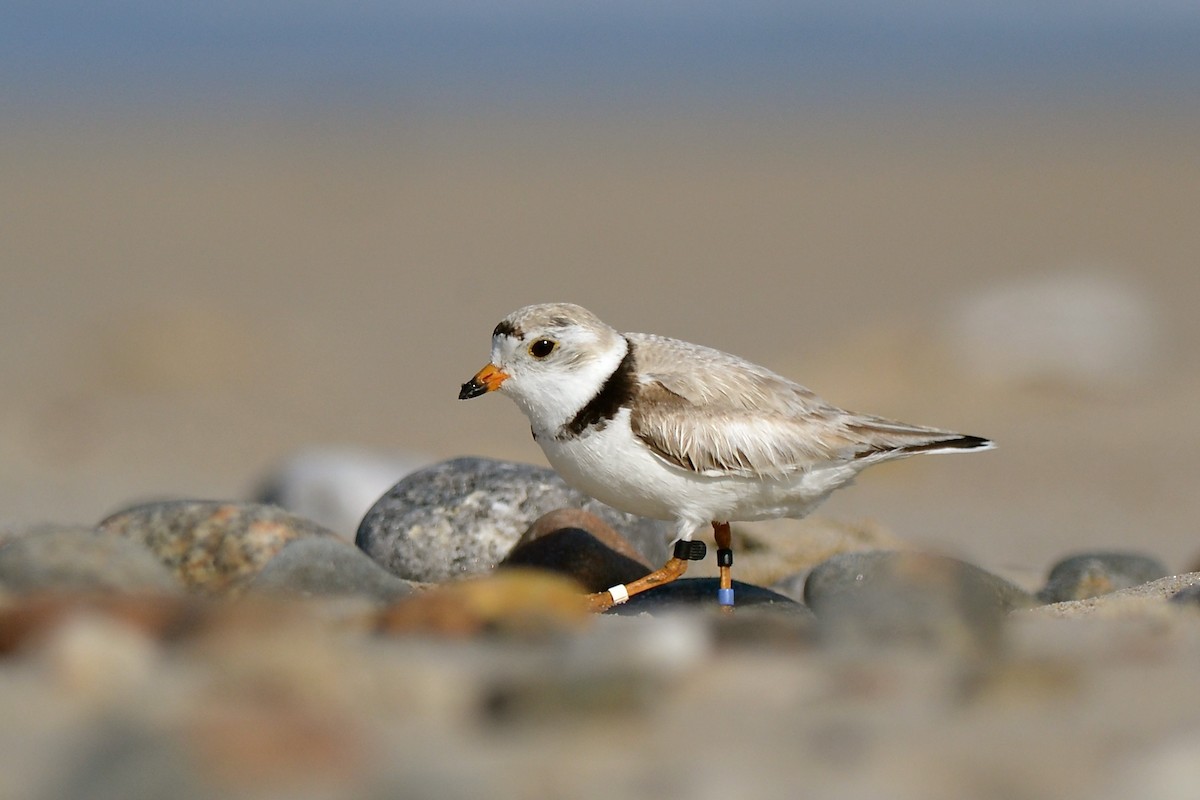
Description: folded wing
626,333,992,479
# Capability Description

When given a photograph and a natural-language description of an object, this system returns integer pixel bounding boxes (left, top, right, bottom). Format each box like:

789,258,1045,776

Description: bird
459,303,993,611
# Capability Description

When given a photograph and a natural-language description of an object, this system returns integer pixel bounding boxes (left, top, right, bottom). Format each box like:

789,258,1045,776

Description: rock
0,527,181,594
356,457,673,583
946,271,1161,390
97,501,340,593
375,570,592,638
253,447,429,539
0,593,196,655
770,570,811,604
1169,584,1200,607
606,578,805,615
685,516,908,588
498,509,652,592
246,537,419,603
1038,551,1171,603
1027,573,1200,619
803,550,1036,654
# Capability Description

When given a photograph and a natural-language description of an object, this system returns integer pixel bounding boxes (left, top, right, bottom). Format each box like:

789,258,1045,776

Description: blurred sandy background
2,2,1198,582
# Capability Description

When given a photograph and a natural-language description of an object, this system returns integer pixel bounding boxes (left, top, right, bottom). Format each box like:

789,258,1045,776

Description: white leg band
607,584,630,605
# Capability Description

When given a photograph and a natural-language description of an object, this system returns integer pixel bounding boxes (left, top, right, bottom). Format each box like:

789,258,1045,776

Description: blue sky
4,1,1199,113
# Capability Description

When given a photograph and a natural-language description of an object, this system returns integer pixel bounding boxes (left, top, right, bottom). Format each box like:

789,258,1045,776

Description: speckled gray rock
1038,551,1171,603
356,458,674,583
98,500,340,593
247,536,418,603
0,527,181,594
804,550,1036,654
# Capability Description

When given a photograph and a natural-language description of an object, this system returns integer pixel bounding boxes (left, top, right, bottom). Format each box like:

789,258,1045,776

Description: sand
2,106,1198,586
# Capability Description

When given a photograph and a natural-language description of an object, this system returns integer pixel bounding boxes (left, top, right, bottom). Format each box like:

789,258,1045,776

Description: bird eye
528,339,557,359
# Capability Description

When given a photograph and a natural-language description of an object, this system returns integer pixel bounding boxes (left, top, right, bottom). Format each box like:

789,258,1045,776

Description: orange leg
585,539,707,612
713,521,735,608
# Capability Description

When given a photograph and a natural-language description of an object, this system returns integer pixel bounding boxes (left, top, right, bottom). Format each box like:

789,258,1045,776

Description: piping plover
460,303,993,610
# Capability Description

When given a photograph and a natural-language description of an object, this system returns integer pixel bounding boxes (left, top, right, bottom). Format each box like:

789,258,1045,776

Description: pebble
355,457,673,583
1169,584,1200,608
97,501,340,593
0,527,181,594
803,550,1037,654
685,516,908,588
498,509,652,592
607,578,805,616
246,537,418,603
1022,572,1200,621
1038,551,1171,603
375,569,592,638
946,271,1160,390
253,446,429,539
0,593,196,655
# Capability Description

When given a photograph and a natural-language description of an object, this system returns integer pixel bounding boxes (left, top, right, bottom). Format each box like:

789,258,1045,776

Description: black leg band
717,548,733,567
673,540,707,561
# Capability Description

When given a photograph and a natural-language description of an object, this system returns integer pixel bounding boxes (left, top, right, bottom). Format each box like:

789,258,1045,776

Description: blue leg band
717,587,735,606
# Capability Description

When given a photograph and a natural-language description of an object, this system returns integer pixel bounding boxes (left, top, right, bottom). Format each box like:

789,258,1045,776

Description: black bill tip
459,378,487,400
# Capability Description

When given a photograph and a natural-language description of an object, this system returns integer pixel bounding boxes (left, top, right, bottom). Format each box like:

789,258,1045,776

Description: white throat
506,336,630,435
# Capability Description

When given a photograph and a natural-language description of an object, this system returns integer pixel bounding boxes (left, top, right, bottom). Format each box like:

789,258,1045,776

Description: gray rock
356,457,674,583
1025,572,1200,619
0,527,181,594
253,446,429,539
97,500,340,593
248,536,418,603
1038,551,1170,603
1169,584,1200,607
804,550,1037,655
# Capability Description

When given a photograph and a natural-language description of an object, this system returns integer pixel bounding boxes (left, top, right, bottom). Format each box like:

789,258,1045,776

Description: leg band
673,540,707,561
607,584,630,605
717,588,735,606
717,548,733,567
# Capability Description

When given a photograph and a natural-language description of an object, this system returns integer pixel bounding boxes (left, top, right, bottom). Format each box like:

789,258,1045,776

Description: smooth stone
0,527,181,594
498,509,652,592
684,516,909,588
945,272,1160,390
356,457,673,583
804,550,1037,654
253,447,429,539
1169,584,1200,607
375,569,592,638
1038,551,1171,603
0,593,195,655
97,500,340,593
1024,573,1200,619
247,537,418,603
605,578,804,616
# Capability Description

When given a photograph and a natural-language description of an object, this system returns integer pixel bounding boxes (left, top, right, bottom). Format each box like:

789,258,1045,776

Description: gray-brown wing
625,333,990,478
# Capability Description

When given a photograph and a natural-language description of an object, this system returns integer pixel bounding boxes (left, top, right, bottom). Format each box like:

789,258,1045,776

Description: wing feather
626,333,988,478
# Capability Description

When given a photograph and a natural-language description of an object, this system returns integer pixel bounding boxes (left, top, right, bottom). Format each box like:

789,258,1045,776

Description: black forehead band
493,320,523,339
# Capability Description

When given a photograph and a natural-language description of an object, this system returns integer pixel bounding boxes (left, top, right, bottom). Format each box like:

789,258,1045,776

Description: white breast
536,410,863,539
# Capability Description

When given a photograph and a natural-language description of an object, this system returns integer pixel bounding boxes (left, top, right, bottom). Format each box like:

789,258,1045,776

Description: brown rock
375,570,591,638
0,592,198,655
498,509,652,591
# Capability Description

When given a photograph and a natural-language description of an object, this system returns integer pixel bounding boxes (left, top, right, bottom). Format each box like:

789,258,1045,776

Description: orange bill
458,363,509,399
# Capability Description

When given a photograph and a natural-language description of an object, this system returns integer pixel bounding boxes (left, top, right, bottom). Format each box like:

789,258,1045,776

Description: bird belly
537,412,861,530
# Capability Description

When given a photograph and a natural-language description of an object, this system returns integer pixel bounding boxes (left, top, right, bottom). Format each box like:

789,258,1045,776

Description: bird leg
713,521,735,607
585,540,707,612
